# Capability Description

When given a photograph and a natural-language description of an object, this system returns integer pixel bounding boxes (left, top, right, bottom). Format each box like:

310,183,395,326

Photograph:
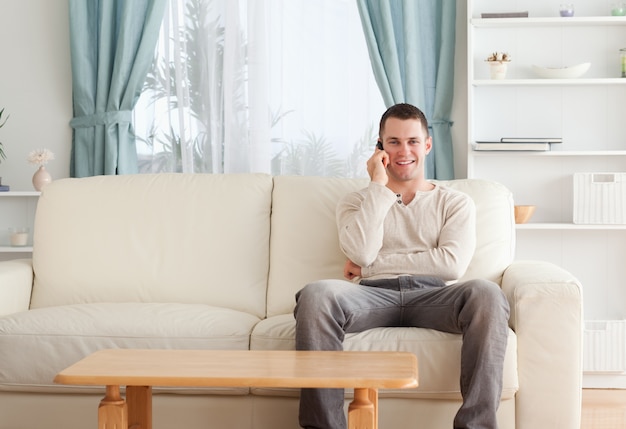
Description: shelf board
516,223,626,230
0,246,33,252
473,78,626,86
0,191,41,197
470,150,626,156
472,16,626,27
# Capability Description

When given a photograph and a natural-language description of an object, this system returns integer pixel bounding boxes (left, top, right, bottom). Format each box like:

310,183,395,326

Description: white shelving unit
467,1,626,388
0,191,40,260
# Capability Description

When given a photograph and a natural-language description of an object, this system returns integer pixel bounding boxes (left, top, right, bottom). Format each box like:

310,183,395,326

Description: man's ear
425,136,433,154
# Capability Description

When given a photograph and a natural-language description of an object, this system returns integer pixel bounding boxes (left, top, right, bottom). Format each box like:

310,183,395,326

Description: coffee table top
54,349,418,390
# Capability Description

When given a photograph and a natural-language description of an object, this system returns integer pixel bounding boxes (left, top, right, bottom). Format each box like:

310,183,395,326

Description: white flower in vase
27,148,55,167
485,52,511,80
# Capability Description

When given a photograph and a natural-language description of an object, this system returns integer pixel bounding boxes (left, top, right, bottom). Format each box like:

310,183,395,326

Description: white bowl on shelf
531,62,591,79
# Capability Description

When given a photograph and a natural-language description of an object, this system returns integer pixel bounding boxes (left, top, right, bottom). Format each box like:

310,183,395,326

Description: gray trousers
294,276,510,429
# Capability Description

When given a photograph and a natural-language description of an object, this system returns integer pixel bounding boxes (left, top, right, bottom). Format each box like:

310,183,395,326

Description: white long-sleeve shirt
336,182,476,284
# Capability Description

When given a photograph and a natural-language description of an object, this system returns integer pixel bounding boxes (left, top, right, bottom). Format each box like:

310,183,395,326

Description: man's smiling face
380,116,432,185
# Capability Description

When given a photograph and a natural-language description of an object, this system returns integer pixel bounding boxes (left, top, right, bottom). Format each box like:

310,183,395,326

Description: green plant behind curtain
69,0,167,177
357,0,456,179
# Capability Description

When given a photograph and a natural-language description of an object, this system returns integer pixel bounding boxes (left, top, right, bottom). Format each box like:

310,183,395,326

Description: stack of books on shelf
480,11,529,18
473,137,562,152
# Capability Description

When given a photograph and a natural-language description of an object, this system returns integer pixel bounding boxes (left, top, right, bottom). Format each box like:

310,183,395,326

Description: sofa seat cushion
0,303,260,394
250,314,518,400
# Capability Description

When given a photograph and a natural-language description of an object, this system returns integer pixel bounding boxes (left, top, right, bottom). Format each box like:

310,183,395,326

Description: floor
581,389,626,429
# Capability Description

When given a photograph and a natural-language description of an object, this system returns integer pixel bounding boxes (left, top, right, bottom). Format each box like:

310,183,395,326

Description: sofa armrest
0,259,34,316
501,260,583,429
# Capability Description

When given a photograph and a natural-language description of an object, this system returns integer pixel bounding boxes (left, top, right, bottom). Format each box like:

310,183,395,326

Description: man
294,103,510,429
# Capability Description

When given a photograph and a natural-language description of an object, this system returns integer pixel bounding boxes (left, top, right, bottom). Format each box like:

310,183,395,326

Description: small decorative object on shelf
621,48,626,78
8,227,29,247
27,148,54,191
531,62,591,79
0,109,9,192
0,108,7,165
611,3,626,16
559,4,575,17
485,52,511,80
514,205,536,224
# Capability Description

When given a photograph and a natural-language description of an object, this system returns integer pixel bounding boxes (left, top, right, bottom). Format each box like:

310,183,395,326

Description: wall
0,1,469,188
0,0,72,191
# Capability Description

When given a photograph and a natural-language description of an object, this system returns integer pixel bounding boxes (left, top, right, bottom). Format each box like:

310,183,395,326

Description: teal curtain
357,0,456,179
69,0,167,177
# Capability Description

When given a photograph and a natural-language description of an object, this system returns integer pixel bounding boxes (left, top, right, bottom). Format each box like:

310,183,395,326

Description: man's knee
294,280,345,319
296,280,334,304
462,279,509,316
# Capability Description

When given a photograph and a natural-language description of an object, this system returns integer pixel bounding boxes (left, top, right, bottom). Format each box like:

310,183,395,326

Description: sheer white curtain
134,0,385,177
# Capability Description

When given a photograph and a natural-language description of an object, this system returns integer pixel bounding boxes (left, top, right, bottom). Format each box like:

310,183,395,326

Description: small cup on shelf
611,3,626,16
514,206,536,224
559,4,575,17
8,227,30,247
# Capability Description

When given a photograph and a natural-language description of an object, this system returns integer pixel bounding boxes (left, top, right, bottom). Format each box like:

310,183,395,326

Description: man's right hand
343,259,362,280
367,146,389,185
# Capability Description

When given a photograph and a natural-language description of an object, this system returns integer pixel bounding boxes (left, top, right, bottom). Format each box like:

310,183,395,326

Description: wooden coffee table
54,349,418,429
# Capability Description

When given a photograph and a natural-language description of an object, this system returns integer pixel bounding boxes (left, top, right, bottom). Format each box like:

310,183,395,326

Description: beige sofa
0,173,582,429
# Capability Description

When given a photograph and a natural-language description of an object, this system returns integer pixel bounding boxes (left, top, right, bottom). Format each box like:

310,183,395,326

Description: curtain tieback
429,119,453,127
70,110,132,128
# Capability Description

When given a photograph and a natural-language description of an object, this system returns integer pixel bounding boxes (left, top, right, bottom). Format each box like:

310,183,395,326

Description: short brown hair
379,103,429,137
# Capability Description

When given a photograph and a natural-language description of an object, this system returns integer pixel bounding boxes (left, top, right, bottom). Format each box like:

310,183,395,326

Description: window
134,0,385,177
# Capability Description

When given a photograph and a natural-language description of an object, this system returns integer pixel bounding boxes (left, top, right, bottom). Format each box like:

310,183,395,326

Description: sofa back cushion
266,177,515,317
30,173,273,318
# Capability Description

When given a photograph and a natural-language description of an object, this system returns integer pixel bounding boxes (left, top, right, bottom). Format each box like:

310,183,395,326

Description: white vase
489,61,508,79
32,165,52,191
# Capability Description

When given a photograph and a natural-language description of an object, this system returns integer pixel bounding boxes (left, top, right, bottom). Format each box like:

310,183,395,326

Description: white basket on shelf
583,320,626,373
573,173,626,224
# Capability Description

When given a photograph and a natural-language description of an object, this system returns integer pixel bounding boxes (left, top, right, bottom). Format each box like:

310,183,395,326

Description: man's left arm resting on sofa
0,259,33,315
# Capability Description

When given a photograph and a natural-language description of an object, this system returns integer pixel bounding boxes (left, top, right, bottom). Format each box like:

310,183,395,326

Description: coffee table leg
348,387,378,429
127,386,152,429
369,388,378,429
98,385,128,429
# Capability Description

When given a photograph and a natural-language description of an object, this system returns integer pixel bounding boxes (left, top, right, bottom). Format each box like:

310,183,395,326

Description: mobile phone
376,141,383,150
